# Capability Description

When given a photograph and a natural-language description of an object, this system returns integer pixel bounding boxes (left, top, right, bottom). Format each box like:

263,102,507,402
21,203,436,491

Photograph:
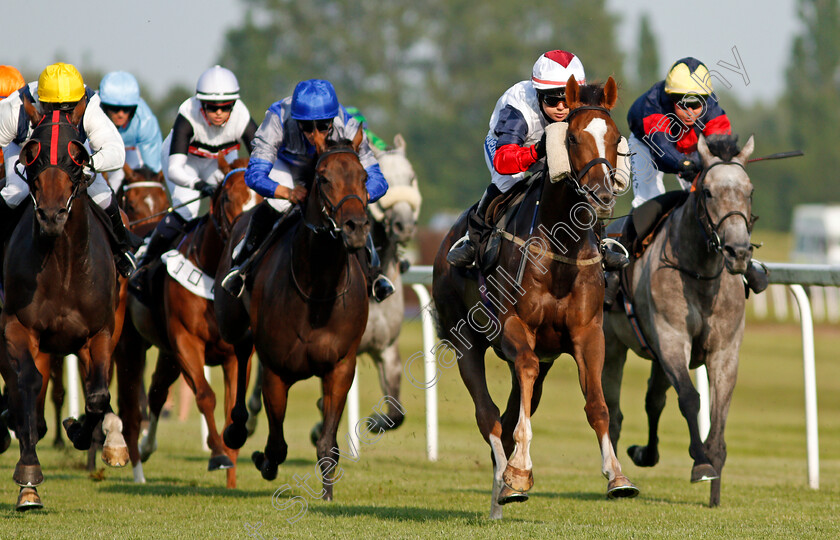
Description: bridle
561,105,616,207
660,160,757,280
302,147,368,238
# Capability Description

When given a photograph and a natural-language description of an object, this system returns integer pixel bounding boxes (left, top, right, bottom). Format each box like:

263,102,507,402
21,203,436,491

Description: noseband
304,147,368,238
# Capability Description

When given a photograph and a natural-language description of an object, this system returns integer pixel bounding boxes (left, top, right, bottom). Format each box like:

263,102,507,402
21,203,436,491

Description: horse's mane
704,134,740,161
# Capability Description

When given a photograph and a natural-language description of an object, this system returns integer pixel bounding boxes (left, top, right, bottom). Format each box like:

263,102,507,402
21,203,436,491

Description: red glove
493,143,539,175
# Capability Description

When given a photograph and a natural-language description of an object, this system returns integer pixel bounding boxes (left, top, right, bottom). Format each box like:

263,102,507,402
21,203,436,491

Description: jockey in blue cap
97,71,163,192
220,78,393,301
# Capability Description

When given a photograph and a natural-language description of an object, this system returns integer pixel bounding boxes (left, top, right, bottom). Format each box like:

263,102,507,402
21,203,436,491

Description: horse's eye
568,134,577,145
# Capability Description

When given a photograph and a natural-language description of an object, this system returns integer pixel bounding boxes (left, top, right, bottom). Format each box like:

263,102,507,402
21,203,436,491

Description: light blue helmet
291,79,339,121
99,71,141,107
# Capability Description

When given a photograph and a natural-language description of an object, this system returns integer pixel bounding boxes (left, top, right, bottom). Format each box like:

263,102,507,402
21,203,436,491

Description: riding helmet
290,79,339,121
195,65,240,101
531,50,586,93
665,57,712,95
99,71,141,106
0,65,25,99
38,62,85,103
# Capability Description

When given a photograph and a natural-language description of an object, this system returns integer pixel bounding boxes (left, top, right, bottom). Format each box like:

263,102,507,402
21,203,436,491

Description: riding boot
597,220,630,272
604,270,621,308
446,183,502,268
221,202,281,297
104,199,137,278
744,259,769,297
366,233,395,302
128,212,187,296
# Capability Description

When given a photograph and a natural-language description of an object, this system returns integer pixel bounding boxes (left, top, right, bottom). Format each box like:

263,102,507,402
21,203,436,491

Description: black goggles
101,104,137,115
540,93,566,107
671,94,705,110
297,119,333,133
202,101,235,113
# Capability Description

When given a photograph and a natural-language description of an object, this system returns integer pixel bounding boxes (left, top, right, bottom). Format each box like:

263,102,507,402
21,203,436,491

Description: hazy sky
3,0,799,104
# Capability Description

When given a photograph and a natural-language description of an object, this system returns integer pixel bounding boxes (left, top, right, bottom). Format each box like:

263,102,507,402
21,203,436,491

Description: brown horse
0,99,128,510
130,156,259,488
215,130,370,501
432,76,638,519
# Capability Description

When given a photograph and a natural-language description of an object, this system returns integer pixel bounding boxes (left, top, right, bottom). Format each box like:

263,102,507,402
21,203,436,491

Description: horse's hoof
208,454,235,471
497,483,529,505
139,436,157,462
502,464,534,493
102,445,130,467
607,475,640,499
223,423,248,450
310,422,323,447
14,463,44,487
62,417,91,451
16,487,43,511
690,463,719,483
627,444,659,467
252,451,277,481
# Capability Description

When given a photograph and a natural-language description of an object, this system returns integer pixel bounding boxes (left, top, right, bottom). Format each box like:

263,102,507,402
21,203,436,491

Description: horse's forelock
704,134,740,162
576,84,605,106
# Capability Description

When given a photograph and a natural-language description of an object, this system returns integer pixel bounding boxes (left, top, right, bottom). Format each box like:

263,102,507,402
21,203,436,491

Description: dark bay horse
216,130,370,501
0,99,127,510
432,76,637,519
602,134,756,507
131,156,259,488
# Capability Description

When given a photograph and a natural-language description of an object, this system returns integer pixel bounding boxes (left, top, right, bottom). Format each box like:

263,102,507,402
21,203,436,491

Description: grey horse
602,134,755,507
246,134,422,436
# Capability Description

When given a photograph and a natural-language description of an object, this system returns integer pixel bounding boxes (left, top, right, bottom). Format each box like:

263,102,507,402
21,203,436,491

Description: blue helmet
99,71,141,107
290,79,339,121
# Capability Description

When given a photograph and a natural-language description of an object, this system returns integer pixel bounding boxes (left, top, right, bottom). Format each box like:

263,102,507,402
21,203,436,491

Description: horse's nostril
345,220,357,232
394,222,404,232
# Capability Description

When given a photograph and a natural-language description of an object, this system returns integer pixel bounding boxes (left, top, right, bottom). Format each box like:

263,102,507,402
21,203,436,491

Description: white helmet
531,50,586,91
195,65,240,101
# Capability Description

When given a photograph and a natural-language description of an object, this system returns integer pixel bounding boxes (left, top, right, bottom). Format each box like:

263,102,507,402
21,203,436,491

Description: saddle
475,164,544,275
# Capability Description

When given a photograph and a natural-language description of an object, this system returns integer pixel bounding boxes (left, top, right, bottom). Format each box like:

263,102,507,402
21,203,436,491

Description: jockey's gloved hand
288,185,308,204
533,132,548,160
677,153,702,180
194,180,217,198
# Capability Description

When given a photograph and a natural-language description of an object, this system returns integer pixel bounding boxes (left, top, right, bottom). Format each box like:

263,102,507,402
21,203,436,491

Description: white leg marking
508,403,533,471
139,413,159,460
489,434,507,520
600,432,621,481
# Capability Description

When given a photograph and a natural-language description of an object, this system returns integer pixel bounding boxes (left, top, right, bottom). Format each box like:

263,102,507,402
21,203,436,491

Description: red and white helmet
531,50,586,91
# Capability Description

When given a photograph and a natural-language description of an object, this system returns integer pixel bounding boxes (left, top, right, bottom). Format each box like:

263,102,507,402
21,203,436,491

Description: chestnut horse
0,99,128,510
131,156,259,488
215,131,370,501
432,76,638,519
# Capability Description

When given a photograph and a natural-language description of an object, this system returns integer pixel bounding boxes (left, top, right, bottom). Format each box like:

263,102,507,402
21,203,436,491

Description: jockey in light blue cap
220,79,394,301
98,71,163,191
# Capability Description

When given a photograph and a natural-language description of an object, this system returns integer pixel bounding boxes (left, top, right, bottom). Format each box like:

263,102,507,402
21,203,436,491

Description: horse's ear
20,140,41,167
67,140,90,167
22,95,41,127
351,126,364,153
122,163,134,182
697,134,719,167
601,77,618,110
70,99,86,126
394,133,406,153
217,153,231,175
564,76,581,109
733,134,755,166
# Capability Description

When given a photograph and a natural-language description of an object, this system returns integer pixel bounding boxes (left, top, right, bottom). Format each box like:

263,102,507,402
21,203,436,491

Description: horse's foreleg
602,321,629,449
221,351,250,488
140,352,181,462
225,335,255,449
574,326,638,499
253,365,290,483
371,344,405,431
33,353,51,443
703,348,740,507
49,355,66,448
245,359,262,437
114,328,148,481
173,333,231,472
317,355,357,502
627,360,670,468
499,318,539,499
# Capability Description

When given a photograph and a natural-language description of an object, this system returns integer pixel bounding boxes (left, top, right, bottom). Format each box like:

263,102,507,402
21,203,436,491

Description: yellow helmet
38,62,85,103
0,65,25,99
664,57,712,95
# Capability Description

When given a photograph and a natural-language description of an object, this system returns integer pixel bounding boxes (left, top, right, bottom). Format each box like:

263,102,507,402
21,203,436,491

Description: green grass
1,319,838,539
